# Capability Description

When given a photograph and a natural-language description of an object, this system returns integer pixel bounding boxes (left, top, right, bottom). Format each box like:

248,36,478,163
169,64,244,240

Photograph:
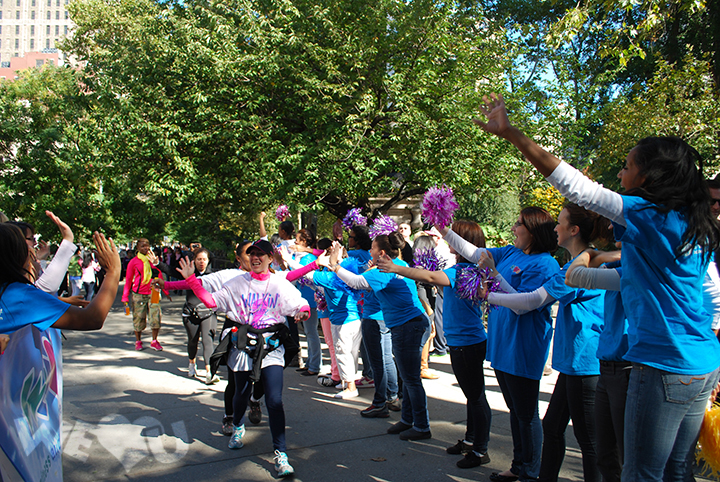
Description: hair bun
388,231,406,250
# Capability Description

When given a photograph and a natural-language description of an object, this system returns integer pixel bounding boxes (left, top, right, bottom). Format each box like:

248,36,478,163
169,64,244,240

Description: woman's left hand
294,310,310,322
177,256,195,279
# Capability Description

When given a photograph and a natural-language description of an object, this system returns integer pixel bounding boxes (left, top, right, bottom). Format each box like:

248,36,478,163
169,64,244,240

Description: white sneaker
188,362,197,378
274,450,294,477
206,371,220,385
334,388,359,399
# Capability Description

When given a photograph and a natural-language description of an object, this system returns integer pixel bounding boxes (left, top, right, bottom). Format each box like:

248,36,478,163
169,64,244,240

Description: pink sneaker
355,376,375,388
135,340,143,351
150,340,163,351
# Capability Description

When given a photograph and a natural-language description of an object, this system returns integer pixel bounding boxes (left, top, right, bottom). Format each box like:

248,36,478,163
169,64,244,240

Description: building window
36,59,43,66
46,0,49,5
46,10,49,18
15,39,19,49
46,25,49,34
64,10,67,18
0,26,3,34
15,25,19,34
0,11,3,18
30,25,33,34
30,10,34,18
15,10,19,18
31,0,34,5
30,39,34,49
64,25,67,34
54,25,58,35
55,10,58,18
45,39,49,48
15,0,19,5
0,40,2,48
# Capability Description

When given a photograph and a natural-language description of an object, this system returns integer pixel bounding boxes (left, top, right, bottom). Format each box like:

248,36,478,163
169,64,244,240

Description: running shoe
221,416,233,436
150,340,163,351
317,376,341,388
334,388,359,399
360,404,389,418
248,400,262,424
205,372,219,385
188,362,197,378
135,340,143,351
228,424,245,449
274,450,294,477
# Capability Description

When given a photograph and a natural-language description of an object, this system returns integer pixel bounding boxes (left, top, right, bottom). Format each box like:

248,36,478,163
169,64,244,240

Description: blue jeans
391,315,431,431
623,364,720,482
303,309,321,373
495,370,543,481
361,318,398,406
449,342,491,454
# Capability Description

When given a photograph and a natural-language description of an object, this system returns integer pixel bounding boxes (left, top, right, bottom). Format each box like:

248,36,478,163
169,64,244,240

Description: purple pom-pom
369,215,398,239
297,276,312,288
314,289,328,312
413,248,445,272
421,185,459,230
342,208,368,231
276,204,290,221
455,266,503,315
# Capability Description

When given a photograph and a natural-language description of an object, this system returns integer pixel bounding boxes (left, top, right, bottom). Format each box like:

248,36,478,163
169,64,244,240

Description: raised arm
35,211,77,294
376,254,450,286
52,232,121,331
176,257,218,309
475,93,625,225
443,229,485,264
259,211,267,238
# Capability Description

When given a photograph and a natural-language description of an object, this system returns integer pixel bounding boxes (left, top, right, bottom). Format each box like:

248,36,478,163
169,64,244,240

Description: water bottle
231,326,238,347
124,303,130,316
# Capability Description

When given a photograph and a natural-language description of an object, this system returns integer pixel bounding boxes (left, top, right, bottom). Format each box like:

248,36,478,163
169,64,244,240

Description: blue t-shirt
349,249,383,320
0,283,70,334
312,269,361,326
486,245,560,380
544,258,604,376
442,263,487,347
362,258,424,328
297,254,317,309
595,263,629,362
614,195,720,374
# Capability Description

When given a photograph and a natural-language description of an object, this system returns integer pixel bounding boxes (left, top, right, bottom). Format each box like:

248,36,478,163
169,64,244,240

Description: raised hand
316,252,331,268
177,256,195,279
93,232,120,275
36,239,50,260
473,93,511,138
45,210,74,243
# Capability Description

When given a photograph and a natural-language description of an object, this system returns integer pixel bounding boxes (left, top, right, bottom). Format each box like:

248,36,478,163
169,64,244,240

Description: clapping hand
177,256,195,279
473,93,511,138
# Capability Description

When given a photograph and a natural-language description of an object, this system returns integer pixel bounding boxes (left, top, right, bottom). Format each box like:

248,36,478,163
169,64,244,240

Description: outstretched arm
376,254,450,286
52,232,121,331
473,93,560,177
475,93,625,225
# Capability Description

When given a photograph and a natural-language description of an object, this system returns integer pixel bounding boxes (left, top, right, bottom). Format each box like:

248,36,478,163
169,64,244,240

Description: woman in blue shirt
377,220,492,469
326,231,432,441
442,207,559,482
474,92,720,481
481,204,611,482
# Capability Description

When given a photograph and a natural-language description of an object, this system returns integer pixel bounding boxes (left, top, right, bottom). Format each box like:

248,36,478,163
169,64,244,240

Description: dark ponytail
628,137,720,259
374,231,405,258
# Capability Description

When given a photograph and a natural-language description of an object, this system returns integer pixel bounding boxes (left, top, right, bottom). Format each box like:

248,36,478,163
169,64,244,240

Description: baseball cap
247,239,274,256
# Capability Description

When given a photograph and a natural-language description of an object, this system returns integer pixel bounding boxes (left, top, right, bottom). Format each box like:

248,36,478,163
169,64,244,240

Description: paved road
60,283,586,481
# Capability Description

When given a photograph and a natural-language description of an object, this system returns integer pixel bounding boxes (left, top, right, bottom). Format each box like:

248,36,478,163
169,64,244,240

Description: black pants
595,361,631,482
538,373,600,482
449,342,492,454
182,314,217,364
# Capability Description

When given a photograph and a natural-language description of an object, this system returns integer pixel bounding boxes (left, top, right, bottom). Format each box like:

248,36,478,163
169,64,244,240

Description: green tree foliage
62,0,524,229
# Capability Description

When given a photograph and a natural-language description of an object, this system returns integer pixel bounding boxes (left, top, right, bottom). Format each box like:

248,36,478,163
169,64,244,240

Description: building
0,49,57,78
0,0,74,72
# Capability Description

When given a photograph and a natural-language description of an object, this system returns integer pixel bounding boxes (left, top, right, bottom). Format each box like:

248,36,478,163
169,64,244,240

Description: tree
63,0,526,226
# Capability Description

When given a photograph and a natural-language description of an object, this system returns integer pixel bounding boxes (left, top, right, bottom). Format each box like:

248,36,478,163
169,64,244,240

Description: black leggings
182,314,217,364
